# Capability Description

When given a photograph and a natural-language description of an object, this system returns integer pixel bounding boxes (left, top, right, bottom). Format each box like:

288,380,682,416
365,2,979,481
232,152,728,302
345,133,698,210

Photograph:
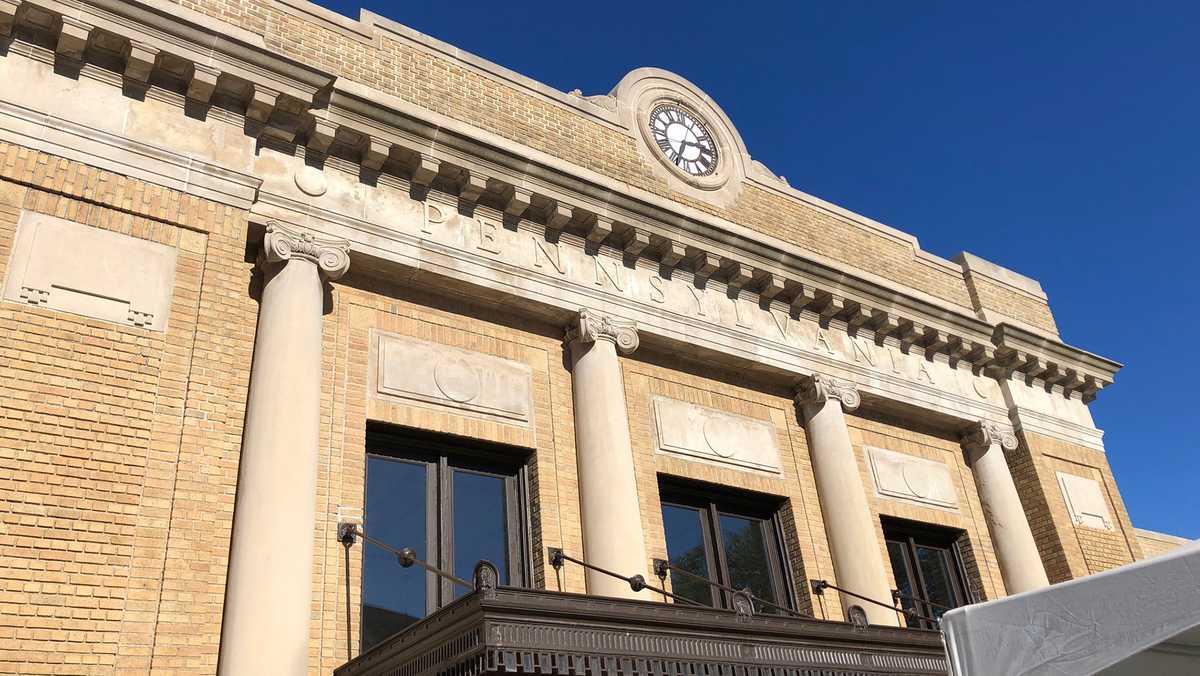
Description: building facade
0,1,1185,674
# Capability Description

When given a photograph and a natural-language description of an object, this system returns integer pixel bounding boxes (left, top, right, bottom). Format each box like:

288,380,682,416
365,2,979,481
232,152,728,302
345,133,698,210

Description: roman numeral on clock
649,103,718,176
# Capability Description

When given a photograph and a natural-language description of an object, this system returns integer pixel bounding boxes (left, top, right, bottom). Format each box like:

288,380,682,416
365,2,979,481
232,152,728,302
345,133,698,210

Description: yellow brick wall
1010,431,1143,581
0,143,254,674
962,271,1058,335
1136,529,1190,559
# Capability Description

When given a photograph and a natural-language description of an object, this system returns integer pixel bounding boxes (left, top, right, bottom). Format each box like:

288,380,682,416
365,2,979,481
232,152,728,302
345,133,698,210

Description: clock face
649,103,719,177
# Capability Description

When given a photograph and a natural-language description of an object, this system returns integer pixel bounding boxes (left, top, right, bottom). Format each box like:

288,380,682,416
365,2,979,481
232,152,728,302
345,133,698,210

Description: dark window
883,519,971,629
362,428,528,651
659,480,792,613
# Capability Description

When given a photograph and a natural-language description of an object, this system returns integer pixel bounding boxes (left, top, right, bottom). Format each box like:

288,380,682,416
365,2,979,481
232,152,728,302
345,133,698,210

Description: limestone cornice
248,191,1017,430
962,419,1019,454
795,374,861,413
0,0,1119,402
260,222,350,279
565,309,639,354
315,79,1117,401
992,324,1120,398
3,0,333,142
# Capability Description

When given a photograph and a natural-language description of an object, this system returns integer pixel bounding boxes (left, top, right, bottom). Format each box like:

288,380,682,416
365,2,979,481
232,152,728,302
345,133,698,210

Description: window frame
882,518,972,629
362,427,531,646
659,479,795,612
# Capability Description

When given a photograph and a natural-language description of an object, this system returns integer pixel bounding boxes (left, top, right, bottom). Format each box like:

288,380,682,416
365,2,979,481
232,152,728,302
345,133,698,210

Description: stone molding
565,309,639,354
795,373,861,412
0,98,262,209
371,330,535,428
0,0,1119,405
2,211,178,331
962,418,1019,454
650,395,782,474
260,222,350,279
1056,471,1114,531
867,446,959,510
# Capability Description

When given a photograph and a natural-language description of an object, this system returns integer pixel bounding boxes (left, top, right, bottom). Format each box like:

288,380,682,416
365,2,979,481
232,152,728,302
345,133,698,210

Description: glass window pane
915,546,960,620
887,540,922,628
718,513,777,610
661,504,715,606
452,470,509,597
362,456,428,651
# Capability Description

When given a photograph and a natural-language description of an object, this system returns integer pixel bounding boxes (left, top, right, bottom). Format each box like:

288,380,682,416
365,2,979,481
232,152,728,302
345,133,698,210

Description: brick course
0,163,250,673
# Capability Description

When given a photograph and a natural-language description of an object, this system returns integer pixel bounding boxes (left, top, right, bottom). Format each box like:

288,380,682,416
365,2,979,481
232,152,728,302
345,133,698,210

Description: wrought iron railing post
548,547,706,607
653,557,809,618
337,522,474,592
810,579,940,627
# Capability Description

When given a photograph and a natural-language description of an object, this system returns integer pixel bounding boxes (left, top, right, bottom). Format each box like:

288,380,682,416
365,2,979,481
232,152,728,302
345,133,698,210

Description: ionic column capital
962,418,1019,453
260,221,351,280
795,373,861,412
565,308,639,354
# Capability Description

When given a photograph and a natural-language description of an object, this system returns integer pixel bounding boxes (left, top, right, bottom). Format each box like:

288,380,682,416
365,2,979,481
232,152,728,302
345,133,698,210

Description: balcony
334,585,948,676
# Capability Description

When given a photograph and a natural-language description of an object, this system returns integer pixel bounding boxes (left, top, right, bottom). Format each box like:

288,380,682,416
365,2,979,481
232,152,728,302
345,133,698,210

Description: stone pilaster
962,419,1050,594
796,374,900,627
217,223,349,676
565,309,649,599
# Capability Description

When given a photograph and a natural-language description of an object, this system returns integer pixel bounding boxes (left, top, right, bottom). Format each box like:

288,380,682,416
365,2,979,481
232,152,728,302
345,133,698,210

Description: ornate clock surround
612,68,749,207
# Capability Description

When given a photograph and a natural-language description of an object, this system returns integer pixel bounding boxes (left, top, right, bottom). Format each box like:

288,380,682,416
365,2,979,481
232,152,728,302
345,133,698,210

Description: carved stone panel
651,396,781,473
867,447,958,509
374,332,533,427
3,212,177,330
1056,471,1113,530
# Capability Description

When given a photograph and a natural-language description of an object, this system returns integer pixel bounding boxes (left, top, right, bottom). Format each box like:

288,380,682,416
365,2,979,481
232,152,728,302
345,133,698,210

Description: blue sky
315,1,1198,539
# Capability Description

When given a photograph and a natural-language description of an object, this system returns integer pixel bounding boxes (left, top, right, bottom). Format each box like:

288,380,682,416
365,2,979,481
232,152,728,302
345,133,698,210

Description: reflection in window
884,519,972,629
362,457,428,650
661,504,715,606
659,482,792,613
452,470,509,598
362,430,526,652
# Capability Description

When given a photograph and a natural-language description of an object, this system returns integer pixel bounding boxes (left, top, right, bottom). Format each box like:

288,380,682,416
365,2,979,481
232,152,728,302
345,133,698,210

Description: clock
649,103,719,177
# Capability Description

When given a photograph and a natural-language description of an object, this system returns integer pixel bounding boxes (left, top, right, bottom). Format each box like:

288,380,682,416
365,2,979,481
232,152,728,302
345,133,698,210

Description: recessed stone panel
3,212,177,331
651,396,781,473
868,447,958,509
374,332,533,426
1056,471,1113,531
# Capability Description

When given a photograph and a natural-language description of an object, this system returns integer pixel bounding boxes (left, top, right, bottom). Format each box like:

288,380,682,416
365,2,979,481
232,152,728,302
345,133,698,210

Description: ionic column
565,309,649,599
796,374,900,627
218,223,349,676
962,419,1049,594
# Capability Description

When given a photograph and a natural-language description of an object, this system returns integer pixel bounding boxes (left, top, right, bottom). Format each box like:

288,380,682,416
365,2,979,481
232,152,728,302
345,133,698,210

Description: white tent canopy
941,539,1200,675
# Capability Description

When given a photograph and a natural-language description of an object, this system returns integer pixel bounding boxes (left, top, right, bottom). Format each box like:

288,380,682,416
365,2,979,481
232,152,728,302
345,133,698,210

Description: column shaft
566,310,649,599
964,420,1049,594
218,224,348,675
798,375,900,627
